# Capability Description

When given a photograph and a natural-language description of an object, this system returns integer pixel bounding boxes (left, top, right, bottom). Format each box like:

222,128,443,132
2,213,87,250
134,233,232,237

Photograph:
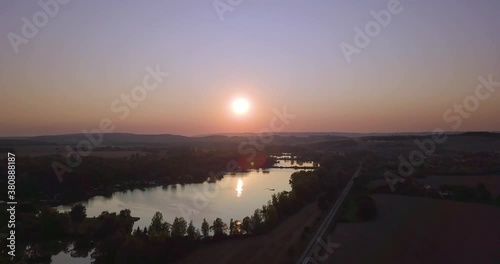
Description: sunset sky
1,0,499,136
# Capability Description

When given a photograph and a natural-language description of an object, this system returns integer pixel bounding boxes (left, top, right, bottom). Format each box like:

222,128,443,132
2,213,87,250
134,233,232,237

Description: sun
231,97,250,115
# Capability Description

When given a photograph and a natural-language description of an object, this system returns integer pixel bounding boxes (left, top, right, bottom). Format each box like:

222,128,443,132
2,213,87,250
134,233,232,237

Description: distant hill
0,131,498,146
195,132,372,138
0,139,58,146
195,132,472,138
361,131,500,141
0,133,189,145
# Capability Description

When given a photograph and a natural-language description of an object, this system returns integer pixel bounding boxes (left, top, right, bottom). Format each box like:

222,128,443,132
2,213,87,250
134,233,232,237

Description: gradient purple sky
1,0,499,136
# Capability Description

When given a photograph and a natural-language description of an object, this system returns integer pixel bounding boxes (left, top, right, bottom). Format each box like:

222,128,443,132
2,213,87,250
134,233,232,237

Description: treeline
373,179,500,207
440,183,500,205
0,150,276,203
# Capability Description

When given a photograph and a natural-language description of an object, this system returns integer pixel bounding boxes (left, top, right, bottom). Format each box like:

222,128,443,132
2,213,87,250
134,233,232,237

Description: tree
289,171,320,202
210,218,228,237
201,218,210,237
163,222,172,237
133,226,142,236
149,211,165,234
99,211,110,218
69,204,86,223
241,217,252,234
227,219,242,235
149,211,170,239
119,209,131,218
263,204,279,227
171,217,188,238
229,219,235,235
251,209,263,233
233,220,241,235
38,206,68,237
187,220,196,240
271,194,279,209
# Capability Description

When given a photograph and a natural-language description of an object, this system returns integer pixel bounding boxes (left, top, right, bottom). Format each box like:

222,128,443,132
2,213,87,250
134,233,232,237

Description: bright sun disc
232,98,250,115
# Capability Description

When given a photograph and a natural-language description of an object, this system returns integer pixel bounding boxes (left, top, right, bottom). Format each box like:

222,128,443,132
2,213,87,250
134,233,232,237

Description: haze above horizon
1,0,499,136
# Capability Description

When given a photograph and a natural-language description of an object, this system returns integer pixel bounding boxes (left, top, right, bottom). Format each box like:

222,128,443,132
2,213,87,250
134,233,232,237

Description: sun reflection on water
236,178,243,197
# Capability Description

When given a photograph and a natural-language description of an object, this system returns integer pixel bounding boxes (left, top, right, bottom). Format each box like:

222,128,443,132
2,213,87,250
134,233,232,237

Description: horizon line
1,130,499,139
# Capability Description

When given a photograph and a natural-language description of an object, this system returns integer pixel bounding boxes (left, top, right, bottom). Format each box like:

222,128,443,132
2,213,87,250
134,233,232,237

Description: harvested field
368,175,500,196
327,194,500,264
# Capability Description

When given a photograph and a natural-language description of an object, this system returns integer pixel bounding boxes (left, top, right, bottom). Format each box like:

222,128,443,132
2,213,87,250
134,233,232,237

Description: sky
0,0,499,136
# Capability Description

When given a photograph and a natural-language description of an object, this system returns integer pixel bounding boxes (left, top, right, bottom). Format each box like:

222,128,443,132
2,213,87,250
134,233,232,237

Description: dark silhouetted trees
148,211,171,239
69,204,86,223
241,217,252,234
210,218,228,238
201,218,209,237
289,170,320,202
186,220,198,240
171,217,188,238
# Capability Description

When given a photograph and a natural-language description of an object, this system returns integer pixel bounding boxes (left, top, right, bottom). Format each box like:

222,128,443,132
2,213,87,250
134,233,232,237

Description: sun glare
236,178,243,197
231,98,250,115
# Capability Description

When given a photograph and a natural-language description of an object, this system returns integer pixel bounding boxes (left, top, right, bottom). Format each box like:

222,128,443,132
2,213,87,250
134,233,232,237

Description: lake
57,168,300,230
46,156,317,263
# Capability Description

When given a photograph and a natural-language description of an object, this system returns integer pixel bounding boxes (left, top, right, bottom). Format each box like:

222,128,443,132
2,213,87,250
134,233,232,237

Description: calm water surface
49,158,316,263
57,168,300,230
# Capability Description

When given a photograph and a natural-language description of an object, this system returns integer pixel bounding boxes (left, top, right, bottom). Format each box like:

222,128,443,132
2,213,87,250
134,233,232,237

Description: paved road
297,162,363,264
